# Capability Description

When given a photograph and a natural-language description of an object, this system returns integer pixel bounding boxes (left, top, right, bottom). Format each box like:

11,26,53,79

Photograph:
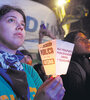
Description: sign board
38,39,74,75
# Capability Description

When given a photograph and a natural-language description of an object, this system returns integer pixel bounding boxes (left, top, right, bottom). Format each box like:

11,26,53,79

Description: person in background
20,49,33,66
39,24,56,44
61,31,90,100
33,63,48,82
0,5,65,100
20,49,48,82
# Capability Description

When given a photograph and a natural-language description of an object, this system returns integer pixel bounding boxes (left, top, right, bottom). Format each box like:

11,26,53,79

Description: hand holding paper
34,75,65,100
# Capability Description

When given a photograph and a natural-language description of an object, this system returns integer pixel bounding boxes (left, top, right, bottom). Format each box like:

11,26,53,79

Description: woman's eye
21,23,25,27
8,18,15,23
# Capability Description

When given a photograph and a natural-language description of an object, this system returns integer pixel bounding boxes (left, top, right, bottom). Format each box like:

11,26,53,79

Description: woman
0,5,65,100
62,31,90,100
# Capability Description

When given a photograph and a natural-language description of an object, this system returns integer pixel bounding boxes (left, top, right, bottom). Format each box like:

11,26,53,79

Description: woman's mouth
15,33,23,38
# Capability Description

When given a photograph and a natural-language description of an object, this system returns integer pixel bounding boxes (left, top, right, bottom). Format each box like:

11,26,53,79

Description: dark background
32,0,90,38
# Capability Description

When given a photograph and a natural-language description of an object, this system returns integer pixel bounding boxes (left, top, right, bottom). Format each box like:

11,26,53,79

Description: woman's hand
34,76,65,100
39,25,56,44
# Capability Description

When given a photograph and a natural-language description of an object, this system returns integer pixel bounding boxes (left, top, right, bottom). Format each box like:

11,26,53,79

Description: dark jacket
61,54,90,100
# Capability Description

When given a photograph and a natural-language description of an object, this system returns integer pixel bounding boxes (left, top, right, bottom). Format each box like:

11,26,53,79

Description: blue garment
0,50,24,70
0,63,43,100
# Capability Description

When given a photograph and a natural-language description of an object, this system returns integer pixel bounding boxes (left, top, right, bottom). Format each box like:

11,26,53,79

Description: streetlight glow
56,0,70,7
54,0,71,37
57,0,66,7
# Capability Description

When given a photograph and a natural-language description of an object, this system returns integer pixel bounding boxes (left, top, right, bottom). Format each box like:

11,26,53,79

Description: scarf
0,50,30,100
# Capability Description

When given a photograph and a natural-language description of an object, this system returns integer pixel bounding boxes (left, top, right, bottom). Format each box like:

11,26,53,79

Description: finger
58,75,63,85
57,87,65,100
38,77,54,90
46,80,64,97
44,76,63,91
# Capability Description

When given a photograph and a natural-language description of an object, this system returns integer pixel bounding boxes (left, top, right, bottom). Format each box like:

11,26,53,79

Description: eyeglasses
75,37,89,44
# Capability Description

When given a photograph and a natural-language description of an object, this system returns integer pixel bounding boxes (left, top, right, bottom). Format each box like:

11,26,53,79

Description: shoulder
21,63,38,76
68,61,81,73
62,60,86,81
21,63,43,89
64,60,86,84
22,63,33,71
67,61,86,77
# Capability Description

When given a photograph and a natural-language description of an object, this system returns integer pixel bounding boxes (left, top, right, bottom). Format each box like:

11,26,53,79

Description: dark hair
33,63,42,72
0,5,26,25
64,31,85,43
20,50,33,60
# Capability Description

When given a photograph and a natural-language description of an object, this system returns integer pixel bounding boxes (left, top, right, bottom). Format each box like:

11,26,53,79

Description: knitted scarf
0,50,30,100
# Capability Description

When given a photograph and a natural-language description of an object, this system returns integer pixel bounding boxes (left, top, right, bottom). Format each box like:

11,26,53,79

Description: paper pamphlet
38,39,74,75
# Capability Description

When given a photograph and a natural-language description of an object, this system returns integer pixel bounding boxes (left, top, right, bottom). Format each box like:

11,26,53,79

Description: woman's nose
16,23,24,31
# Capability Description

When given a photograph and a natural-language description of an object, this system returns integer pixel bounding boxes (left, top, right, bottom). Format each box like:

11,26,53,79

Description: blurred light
85,11,88,16
56,0,70,7
58,0,66,6
54,0,71,37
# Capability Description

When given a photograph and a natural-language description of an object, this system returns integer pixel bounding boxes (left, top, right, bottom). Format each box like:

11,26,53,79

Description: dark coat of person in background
61,31,90,100
33,63,48,82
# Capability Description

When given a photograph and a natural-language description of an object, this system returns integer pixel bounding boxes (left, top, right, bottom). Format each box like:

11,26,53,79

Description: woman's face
20,55,32,66
74,32,90,54
0,10,25,50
